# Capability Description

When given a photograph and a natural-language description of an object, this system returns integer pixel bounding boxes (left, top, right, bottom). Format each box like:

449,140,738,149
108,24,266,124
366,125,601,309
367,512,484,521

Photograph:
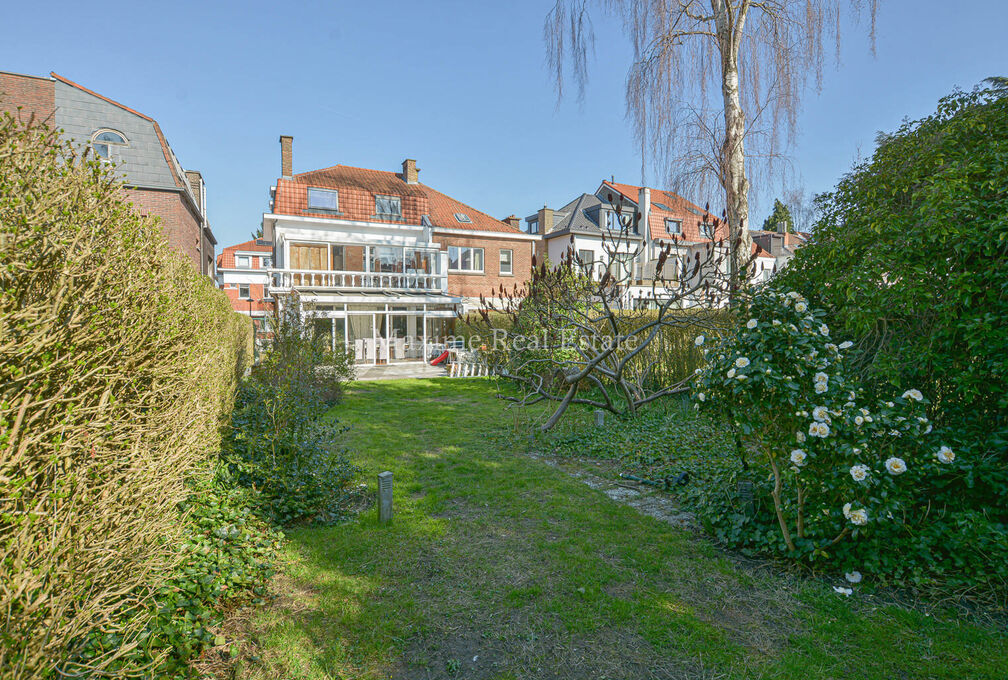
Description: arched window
91,129,128,159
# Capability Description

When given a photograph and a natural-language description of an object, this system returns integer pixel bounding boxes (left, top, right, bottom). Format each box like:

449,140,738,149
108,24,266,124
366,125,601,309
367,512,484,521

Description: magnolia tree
468,195,750,430
693,290,958,576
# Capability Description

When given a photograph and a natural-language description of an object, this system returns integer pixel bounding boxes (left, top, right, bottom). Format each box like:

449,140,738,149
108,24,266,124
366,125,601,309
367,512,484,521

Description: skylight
454,213,472,223
652,201,671,212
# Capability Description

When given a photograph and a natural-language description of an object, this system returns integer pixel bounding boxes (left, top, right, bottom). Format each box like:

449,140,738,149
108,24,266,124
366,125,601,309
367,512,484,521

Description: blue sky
2,0,1005,247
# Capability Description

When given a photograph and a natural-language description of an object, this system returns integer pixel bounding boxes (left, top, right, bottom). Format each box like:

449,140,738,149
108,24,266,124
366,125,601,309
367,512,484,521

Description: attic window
652,201,672,212
454,213,471,223
375,195,402,217
91,129,127,159
665,218,682,235
307,187,339,211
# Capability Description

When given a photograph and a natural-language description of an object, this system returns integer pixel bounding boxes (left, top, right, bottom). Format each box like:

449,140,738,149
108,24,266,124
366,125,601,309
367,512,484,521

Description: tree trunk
713,1,754,298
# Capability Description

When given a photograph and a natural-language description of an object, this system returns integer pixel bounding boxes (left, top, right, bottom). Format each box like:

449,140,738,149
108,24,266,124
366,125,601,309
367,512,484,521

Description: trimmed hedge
0,112,252,676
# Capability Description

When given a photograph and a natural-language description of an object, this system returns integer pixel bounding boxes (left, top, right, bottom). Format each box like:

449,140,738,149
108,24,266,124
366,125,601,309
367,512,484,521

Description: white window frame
235,255,251,269
499,248,513,276
307,187,340,212
375,195,403,218
90,128,128,161
238,284,250,299
665,218,682,235
447,246,484,273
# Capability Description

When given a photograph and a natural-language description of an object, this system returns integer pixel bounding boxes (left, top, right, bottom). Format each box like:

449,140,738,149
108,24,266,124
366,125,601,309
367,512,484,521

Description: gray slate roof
545,193,642,240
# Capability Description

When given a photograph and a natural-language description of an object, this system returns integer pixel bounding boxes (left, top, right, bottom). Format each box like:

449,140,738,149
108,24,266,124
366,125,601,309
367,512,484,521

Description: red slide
430,350,450,366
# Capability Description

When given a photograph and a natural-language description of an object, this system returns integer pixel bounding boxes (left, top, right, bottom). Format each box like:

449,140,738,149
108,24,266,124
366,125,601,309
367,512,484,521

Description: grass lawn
241,379,1006,680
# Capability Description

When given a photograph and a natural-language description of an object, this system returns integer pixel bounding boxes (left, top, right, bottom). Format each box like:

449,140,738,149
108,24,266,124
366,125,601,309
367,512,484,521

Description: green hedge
0,112,253,676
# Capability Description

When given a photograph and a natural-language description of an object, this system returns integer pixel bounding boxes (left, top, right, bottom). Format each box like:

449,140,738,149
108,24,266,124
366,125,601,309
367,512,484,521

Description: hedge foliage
0,112,253,676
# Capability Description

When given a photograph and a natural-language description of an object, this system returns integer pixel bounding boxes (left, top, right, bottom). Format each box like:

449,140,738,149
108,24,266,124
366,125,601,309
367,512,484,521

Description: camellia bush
693,291,965,584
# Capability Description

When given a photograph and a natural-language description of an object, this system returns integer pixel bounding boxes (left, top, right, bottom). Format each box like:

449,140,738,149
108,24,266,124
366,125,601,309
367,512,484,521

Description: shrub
0,113,253,675
692,291,997,593
776,85,1008,515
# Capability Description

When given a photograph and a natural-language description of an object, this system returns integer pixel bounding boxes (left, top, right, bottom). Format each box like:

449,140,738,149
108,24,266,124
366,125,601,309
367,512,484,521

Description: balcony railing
268,268,447,293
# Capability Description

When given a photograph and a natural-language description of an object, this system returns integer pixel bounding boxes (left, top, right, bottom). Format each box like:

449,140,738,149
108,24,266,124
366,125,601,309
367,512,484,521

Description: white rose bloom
795,301,808,313
855,416,864,426
842,502,853,519
814,372,829,384
812,406,831,423
849,508,868,525
833,586,853,596
796,431,806,443
848,391,857,401
697,392,706,402
819,324,830,336
839,341,853,349
695,335,705,346
860,408,870,416
936,446,955,464
736,374,747,381
885,457,907,475
886,401,895,408
746,318,758,329
735,357,750,368
826,343,838,353
790,449,807,466
902,389,924,402
845,571,863,584
727,368,736,379
849,464,869,482
773,319,782,326
815,382,828,394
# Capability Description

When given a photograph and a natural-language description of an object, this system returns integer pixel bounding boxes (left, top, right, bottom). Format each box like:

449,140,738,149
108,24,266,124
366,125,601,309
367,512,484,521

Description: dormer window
527,219,539,234
91,129,127,160
375,195,402,218
665,218,682,235
454,213,471,223
307,187,340,211
701,222,715,239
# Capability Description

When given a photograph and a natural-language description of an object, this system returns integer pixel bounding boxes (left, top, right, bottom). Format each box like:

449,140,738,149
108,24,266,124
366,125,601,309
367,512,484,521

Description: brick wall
123,187,205,273
0,72,55,124
437,232,534,300
220,282,273,314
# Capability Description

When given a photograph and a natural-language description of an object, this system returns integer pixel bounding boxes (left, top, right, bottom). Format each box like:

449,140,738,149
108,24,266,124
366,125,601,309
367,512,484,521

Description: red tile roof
272,164,523,234
217,239,273,269
599,180,730,243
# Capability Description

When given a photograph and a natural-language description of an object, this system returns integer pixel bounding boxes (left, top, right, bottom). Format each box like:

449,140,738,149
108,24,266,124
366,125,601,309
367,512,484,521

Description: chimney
537,205,554,234
280,135,293,178
638,187,651,242
402,158,419,184
503,215,521,230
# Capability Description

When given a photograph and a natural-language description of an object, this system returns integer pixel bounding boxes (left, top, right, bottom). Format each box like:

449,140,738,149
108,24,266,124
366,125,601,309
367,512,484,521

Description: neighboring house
0,70,216,275
261,135,535,366
750,229,809,274
216,238,275,351
527,180,731,307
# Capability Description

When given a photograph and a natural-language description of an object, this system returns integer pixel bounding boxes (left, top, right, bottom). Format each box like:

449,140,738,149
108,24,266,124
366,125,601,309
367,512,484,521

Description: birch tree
545,0,878,290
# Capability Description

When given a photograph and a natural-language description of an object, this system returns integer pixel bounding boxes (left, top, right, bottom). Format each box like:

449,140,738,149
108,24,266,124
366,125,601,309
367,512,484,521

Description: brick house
216,238,275,351
0,70,216,275
260,135,535,365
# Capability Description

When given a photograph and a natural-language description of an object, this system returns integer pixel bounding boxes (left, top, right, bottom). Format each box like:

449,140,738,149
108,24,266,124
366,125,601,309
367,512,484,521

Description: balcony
269,268,447,294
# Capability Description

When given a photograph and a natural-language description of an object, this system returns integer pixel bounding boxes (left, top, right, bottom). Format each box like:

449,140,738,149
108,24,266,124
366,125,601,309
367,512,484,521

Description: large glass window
375,195,402,217
372,246,404,273
91,129,127,159
448,246,483,272
307,187,340,211
499,249,513,275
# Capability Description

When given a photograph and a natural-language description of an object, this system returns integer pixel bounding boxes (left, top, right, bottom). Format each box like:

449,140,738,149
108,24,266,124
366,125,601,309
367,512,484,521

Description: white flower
849,508,868,525
902,389,924,402
796,431,806,443
809,421,830,438
819,324,830,336
842,502,852,519
848,391,857,401
773,319,781,326
826,343,838,353
850,464,870,482
795,301,808,313
839,340,853,350
885,457,907,475
845,571,863,584
788,291,802,299
695,335,705,346
812,406,831,423
854,415,864,426
814,372,828,384
735,357,750,368
727,368,737,379
790,449,807,466
746,318,758,329
936,446,955,464
736,374,747,381
833,586,853,596
815,382,828,394
697,392,706,402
